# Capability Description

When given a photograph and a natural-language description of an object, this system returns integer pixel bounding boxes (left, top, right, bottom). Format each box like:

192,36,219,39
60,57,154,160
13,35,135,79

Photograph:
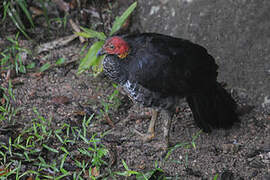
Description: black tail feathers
186,83,239,132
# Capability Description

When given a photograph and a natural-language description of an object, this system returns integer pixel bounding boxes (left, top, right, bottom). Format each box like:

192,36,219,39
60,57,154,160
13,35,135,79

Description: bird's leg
162,109,174,149
134,109,158,142
146,109,158,139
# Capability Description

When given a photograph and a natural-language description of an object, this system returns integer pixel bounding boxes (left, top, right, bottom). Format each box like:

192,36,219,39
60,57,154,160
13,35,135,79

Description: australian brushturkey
98,33,239,147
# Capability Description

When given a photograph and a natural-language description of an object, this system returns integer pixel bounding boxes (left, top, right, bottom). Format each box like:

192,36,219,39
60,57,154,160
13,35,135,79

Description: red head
101,36,130,59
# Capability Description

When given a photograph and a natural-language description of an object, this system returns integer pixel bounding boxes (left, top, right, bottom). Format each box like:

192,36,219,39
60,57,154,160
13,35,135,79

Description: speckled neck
103,55,127,85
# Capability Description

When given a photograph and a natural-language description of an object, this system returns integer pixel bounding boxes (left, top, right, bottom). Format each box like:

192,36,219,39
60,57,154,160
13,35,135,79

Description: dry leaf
53,0,70,12
0,168,9,176
73,111,86,116
29,72,43,78
51,96,70,105
1,98,5,105
26,176,34,180
105,114,115,127
29,6,44,18
91,167,100,177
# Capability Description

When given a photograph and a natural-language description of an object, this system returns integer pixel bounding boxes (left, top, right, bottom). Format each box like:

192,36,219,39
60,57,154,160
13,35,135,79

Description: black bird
98,33,239,147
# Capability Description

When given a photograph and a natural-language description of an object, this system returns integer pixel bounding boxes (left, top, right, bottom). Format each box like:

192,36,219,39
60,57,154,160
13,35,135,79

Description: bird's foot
121,113,151,125
133,109,158,142
160,109,173,151
163,137,171,150
133,129,155,142
152,140,170,152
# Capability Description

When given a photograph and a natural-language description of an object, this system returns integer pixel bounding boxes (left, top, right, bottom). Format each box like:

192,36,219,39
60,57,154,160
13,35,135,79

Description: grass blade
2,1,10,22
16,0,35,27
42,144,59,153
6,8,30,39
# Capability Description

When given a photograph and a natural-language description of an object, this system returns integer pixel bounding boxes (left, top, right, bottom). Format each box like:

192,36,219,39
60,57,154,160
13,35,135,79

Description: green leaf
40,62,51,72
77,41,105,74
26,62,35,69
92,55,104,76
55,58,66,65
79,27,107,40
110,2,137,36
76,32,93,38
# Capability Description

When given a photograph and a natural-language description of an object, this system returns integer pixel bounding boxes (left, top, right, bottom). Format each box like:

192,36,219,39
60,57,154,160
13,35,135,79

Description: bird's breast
103,56,123,83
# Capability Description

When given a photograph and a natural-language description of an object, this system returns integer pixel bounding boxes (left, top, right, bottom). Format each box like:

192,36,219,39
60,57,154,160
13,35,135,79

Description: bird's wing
124,33,218,96
126,49,174,96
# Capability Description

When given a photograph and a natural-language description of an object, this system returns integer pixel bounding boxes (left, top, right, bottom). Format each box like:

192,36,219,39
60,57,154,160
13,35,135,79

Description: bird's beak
97,48,106,57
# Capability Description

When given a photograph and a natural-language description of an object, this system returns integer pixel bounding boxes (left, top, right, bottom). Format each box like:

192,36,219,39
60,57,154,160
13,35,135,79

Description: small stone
263,173,270,180
222,144,239,154
221,170,234,180
262,96,270,108
150,6,160,15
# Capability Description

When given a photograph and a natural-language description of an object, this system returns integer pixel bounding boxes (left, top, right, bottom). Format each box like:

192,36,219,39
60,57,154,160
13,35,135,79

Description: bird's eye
110,44,115,49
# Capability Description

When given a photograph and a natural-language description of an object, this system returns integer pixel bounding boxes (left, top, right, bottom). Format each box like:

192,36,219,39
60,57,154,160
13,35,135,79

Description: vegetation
2,0,34,39
77,1,138,75
0,80,205,179
0,102,110,179
0,33,32,74
0,81,21,124
0,82,190,179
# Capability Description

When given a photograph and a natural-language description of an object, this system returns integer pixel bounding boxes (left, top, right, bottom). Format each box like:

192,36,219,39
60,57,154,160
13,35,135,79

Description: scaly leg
162,109,174,149
134,109,158,142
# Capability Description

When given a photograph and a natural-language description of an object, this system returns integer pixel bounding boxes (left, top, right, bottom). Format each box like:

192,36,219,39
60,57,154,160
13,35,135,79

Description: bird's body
100,33,239,145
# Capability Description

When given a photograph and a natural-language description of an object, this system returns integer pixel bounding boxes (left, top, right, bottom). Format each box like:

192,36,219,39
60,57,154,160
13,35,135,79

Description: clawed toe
133,129,155,142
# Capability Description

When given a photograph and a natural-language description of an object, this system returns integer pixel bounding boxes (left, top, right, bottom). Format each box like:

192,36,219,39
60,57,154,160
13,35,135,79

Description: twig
95,0,106,35
35,34,78,54
69,19,85,43
105,113,115,127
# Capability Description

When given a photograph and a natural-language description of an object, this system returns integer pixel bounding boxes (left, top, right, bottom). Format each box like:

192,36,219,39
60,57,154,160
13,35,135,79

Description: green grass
0,106,111,179
0,83,111,179
99,84,121,122
0,33,32,75
0,82,209,179
0,81,21,124
114,160,167,180
0,33,66,76
164,130,202,166
1,0,62,39
1,0,34,39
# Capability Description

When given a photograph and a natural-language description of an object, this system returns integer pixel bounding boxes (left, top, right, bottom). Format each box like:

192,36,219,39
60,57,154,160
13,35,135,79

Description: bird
97,33,239,148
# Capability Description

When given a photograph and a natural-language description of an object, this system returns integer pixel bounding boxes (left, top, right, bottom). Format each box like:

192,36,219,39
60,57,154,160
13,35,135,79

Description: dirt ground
0,1,270,180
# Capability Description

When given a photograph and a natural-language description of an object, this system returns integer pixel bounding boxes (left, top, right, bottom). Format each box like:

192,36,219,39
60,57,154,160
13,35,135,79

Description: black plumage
101,33,239,145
